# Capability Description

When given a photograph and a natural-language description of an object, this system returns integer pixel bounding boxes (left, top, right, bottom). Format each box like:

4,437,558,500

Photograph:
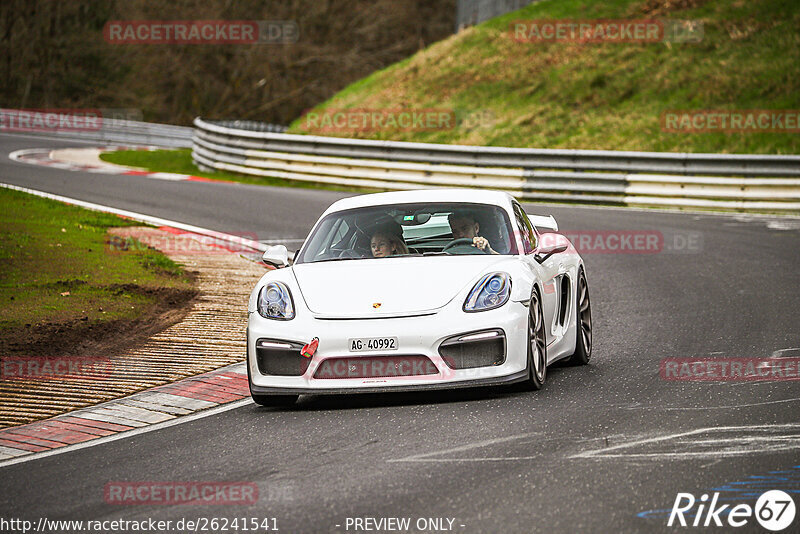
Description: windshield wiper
309,256,363,264
406,232,452,244
307,252,452,262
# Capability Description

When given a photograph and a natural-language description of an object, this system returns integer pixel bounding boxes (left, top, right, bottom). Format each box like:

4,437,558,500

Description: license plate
348,337,398,352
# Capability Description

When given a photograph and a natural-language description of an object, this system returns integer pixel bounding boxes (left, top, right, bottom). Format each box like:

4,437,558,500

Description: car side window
513,204,536,254
520,209,538,251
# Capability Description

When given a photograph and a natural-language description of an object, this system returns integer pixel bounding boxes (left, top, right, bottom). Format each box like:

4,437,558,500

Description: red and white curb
9,146,223,183
0,183,275,468
0,362,251,464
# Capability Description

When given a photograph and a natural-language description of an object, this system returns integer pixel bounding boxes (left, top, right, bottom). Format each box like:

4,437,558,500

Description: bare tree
0,0,455,124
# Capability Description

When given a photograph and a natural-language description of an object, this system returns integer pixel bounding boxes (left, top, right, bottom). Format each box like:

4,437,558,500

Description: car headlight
464,272,511,312
257,282,295,320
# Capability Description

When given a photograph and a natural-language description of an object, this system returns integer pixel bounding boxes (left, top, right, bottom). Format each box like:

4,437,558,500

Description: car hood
292,256,507,318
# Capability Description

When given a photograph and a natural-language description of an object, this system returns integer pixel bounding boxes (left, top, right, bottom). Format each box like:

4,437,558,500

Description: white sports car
247,189,592,405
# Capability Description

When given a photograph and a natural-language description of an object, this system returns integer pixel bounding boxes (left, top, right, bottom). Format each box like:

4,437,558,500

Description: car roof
323,189,517,216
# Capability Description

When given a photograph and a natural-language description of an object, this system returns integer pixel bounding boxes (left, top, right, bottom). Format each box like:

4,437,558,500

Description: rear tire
251,394,298,407
564,268,592,366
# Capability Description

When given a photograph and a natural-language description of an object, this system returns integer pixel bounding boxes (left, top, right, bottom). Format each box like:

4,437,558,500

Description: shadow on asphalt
251,367,571,412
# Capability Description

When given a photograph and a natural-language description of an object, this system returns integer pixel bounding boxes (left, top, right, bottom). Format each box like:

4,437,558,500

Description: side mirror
534,243,568,264
262,245,289,269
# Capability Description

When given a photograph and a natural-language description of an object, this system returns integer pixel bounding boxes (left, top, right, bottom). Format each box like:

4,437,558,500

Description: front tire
247,341,299,407
564,268,592,366
523,288,547,390
251,394,298,407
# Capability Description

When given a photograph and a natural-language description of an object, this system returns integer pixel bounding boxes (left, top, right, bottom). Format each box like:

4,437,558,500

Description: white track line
388,433,538,463
7,138,800,221
0,182,266,252
2,132,107,144
0,399,253,469
629,396,800,411
8,148,49,161
11,147,193,180
570,423,800,460
0,183,270,468
388,424,800,463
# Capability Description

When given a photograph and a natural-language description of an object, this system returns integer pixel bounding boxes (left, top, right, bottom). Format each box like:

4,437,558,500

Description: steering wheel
442,238,488,255
338,249,365,259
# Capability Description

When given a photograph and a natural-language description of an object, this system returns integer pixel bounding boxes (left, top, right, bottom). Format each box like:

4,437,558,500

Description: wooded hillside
0,0,455,125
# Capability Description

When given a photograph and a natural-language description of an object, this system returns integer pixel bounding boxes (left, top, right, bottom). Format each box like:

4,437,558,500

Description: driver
447,211,498,254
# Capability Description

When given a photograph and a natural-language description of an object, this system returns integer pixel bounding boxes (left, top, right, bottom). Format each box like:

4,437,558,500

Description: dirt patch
1,226,199,359
640,0,710,16
0,226,267,427
0,285,198,359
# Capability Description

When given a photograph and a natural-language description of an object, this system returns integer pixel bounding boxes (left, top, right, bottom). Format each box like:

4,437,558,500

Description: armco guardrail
0,109,192,148
203,119,287,134
192,117,800,212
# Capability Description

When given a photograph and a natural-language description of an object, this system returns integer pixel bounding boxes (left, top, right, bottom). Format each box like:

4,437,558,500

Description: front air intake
438,329,506,369
255,339,309,376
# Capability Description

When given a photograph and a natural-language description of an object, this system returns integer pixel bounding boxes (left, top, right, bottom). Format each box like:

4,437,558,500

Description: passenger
447,210,499,254
370,222,409,258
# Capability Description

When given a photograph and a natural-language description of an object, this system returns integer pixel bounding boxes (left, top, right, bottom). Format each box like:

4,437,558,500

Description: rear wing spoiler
527,214,558,232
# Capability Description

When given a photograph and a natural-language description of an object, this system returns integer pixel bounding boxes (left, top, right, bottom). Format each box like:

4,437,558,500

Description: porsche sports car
247,189,592,405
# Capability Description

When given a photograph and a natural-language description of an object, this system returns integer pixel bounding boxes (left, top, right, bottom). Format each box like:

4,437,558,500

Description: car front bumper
247,300,530,394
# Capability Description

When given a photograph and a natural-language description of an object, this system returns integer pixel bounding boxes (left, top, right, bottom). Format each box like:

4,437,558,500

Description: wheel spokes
529,295,546,380
536,334,546,376
578,274,592,352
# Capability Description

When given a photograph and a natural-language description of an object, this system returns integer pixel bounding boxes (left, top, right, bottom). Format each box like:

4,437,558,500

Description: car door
512,203,561,346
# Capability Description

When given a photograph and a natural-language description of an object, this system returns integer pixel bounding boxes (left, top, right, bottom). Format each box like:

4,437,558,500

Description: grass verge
0,187,196,357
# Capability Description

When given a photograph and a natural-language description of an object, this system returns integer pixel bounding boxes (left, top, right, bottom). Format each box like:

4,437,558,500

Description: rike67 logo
669,490,796,531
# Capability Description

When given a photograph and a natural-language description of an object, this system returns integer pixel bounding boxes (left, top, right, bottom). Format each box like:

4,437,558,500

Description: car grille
313,355,438,379
255,339,309,376
439,329,506,369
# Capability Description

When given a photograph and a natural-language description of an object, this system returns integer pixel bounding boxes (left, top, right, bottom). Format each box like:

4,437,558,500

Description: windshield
295,202,519,264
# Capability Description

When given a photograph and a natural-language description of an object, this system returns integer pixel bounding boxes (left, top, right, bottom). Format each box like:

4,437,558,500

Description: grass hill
289,0,800,154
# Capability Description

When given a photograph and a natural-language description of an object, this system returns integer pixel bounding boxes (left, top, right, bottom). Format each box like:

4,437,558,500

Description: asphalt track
1,132,800,533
